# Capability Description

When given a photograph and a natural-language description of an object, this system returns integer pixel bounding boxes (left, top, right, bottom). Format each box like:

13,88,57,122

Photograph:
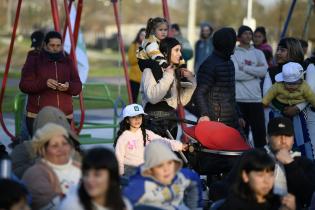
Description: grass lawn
0,66,124,79
1,71,128,113
1,36,129,113
3,84,128,113
88,67,124,77
1,86,20,113
0,71,21,78
73,83,128,110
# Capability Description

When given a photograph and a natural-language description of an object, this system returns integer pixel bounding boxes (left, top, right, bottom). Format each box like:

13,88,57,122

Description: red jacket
19,51,82,117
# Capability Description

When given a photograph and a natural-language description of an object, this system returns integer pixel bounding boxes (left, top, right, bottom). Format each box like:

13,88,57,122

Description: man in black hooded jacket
195,27,242,130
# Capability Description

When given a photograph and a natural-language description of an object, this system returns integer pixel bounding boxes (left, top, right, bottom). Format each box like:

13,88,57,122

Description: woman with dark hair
0,179,30,210
128,28,146,103
58,147,132,210
263,37,314,159
140,37,196,138
219,149,296,210
19,30,82,136
196,27,241,130
253,27,273,66
114,104,185,177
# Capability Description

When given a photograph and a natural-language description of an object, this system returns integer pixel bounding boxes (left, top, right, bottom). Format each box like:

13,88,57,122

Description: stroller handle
147,115,198,125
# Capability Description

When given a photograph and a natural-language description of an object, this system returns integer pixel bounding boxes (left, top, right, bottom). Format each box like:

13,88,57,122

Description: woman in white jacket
140,37,196,138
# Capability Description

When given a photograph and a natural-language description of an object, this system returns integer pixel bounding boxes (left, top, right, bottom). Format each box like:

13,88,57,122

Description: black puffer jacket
196,51,239,128
196,27,240,129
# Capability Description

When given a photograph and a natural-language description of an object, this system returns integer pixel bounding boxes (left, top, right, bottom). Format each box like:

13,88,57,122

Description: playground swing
0,0,86,142
2,0,129,145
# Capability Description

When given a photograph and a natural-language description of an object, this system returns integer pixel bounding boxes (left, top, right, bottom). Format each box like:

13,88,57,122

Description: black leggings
26,117,35,137
145,110,178,139
237,102,266,147
130,80,140,103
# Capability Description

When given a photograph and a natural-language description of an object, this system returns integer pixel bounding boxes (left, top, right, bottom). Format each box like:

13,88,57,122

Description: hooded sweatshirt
232,45,268,102
123,141,202,210
196,27,240,128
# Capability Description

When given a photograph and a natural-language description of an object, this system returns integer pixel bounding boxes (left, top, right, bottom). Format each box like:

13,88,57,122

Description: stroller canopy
192,121,250,151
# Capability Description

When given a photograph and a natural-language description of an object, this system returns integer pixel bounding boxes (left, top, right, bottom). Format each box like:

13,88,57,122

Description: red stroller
181,120,251,176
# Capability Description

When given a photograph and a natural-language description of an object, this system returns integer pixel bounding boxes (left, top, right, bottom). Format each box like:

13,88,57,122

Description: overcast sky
256,0,279,7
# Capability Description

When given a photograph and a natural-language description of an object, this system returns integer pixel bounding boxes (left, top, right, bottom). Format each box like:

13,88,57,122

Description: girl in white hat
114,104,187,177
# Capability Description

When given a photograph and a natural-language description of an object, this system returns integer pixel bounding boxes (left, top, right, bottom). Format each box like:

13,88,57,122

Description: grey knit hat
32,123,69,156
141,140,182,176
33,106,79,145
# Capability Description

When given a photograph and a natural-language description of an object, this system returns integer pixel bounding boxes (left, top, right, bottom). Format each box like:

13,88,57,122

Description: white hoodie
232,45,268,102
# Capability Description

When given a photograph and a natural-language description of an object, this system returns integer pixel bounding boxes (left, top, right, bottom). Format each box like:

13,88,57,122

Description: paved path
0,108,197,152
87,76,126,85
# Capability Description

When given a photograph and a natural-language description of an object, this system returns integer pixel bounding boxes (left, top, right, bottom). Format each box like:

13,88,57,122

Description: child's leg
138,59,164,81
138,59,150,71
123,165,137,177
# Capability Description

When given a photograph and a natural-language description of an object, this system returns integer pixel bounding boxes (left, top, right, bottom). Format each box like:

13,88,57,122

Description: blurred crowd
1,16,315,210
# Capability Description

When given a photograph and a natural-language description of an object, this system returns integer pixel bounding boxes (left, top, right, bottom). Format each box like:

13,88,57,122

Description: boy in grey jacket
232,25,268,148
124,141,202,210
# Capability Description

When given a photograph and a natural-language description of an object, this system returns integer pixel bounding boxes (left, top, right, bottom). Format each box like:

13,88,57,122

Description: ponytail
139,115,147,146
141,126,147,147
145,18,154,39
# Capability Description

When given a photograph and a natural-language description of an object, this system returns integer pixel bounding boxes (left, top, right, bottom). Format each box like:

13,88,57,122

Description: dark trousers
26,117,35,137
130,80,140,103
145,111,178,139
237,102,266,147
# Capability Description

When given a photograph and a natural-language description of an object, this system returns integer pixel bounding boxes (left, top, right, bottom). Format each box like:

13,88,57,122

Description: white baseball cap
122,104,147,118
275,62,304,83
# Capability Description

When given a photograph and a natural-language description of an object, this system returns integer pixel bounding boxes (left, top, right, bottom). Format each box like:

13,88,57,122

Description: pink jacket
115,129,183,175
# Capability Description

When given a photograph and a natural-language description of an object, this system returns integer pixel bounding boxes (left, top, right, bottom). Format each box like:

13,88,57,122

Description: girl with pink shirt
114,104,187,177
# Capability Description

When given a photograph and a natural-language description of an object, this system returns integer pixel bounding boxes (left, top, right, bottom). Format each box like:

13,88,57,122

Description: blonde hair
32,123,70,156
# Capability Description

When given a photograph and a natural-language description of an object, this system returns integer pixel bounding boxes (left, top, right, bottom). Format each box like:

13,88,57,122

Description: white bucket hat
275,62,304,83
122,103,147,118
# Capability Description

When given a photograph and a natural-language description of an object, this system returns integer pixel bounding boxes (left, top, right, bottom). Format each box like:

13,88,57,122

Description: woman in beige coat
22,123,81,210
